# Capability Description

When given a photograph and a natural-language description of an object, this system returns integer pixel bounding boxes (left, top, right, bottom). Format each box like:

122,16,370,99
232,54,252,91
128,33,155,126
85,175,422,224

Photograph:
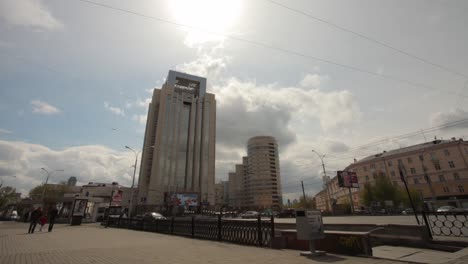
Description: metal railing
107,216,275,247
423,211,468,237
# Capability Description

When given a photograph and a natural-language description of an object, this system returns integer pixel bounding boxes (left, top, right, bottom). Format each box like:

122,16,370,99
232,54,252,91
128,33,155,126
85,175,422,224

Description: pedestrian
48,207,58,232
28,207,42,234
39,212,48,232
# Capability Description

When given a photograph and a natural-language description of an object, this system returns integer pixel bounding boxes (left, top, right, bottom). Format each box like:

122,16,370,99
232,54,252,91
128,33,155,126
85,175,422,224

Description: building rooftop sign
166,70,207,97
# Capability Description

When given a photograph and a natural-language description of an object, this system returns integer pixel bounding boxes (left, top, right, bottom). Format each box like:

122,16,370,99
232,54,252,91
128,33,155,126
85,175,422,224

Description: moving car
402,208,414,215
143,212,166,221
241,211,259,219
436,206,464,213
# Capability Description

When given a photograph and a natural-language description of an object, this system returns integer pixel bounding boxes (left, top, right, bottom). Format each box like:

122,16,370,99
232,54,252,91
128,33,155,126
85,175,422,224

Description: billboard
337,171,359,188
72,199,88,217
168,193,199,207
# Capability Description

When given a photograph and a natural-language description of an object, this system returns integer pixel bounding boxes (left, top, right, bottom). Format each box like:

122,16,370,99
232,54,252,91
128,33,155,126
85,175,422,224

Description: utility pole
420,149,437,211
301,180,307,208
398,161,420,225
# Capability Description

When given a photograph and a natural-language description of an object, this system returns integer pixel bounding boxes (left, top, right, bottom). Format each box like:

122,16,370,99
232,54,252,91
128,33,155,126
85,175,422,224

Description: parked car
10,210,18,221
143,212,166,221
436,206,464,213
241,211,259,219
401,208,414,215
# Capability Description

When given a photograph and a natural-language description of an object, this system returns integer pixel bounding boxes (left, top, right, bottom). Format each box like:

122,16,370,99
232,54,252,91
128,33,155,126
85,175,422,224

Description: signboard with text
296,210,325,240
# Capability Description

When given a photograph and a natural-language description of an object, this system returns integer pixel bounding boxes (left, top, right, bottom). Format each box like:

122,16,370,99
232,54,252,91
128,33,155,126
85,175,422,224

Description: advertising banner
169,193,199,207
72,199,88,217
337,171,359,188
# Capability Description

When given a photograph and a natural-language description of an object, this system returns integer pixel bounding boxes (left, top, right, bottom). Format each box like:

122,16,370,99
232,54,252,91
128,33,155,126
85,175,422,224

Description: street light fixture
312,150,333,214
40,168,64,206
125,145,154,217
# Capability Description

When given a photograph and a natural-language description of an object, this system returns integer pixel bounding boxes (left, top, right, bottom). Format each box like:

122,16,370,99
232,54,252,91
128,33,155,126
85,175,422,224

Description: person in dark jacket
28,207,42,234
48,207,59,232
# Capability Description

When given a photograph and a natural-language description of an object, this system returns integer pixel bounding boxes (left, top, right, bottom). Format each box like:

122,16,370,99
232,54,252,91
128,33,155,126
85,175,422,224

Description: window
365,175,369,181
444,149,450,156
397,159,402,165
454,173,460,180
419,155,424,161
390,171,395,177
439,175,446,182
372,173,377,179
448,161,455,168
370,164,376,169
388,161,393,167
443,187,450,193
410,168,416,174
363,166,367,171
407,157,413,163
458,186,465,193
414,178,419,184
434,161,441,170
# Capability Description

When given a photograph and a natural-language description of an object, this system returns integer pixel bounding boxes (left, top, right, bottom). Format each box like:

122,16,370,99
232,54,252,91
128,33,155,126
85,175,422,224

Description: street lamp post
125,145,155,217
40,168,64,206
312,150,333,214
125,146,138,218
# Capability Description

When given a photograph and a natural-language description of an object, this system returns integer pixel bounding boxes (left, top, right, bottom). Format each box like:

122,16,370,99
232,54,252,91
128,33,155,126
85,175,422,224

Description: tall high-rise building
137,70,216,212
245,136,282,209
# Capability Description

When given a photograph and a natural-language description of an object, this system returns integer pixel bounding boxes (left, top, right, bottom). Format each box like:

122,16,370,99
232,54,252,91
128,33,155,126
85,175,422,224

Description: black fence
423,211,468,237
107,216,274,247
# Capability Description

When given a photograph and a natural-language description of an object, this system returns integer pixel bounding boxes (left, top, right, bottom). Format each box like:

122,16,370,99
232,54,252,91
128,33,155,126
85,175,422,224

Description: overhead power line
74,0,468,99
266,0,468,79
325,117,468,159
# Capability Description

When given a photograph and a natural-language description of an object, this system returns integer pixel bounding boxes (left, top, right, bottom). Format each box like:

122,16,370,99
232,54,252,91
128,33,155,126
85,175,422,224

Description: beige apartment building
227,136,282,210
315,138,468,212
137,70,216,213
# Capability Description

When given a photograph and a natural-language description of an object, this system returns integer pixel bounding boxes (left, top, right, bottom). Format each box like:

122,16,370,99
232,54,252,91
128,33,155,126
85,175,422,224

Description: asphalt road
237,215,422,226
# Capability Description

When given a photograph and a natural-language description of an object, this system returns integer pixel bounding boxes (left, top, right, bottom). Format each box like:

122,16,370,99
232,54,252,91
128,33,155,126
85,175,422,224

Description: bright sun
169,0,243,44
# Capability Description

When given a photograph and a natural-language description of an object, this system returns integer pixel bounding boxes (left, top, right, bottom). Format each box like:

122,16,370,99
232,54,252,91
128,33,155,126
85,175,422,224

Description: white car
241,211,259,219
436,206,463,213
10,210,18,221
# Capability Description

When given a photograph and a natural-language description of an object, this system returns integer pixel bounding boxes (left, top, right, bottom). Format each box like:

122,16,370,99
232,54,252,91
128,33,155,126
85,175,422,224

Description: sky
0,0,467,202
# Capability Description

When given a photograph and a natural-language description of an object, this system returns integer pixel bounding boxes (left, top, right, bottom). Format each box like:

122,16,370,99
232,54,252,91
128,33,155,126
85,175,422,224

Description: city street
274,215,421,225
0,221,411,264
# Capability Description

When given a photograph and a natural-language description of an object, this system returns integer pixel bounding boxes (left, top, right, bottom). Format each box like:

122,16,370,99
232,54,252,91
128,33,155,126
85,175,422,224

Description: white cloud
0,0,63,31
136,98,152,108
104,102,125,117
132,114,147,125
430,108,468,129
0,140,135,196
214,77,361,132
176,53,229,83
300,74,328,89
0,128,12,134
30,100,60,114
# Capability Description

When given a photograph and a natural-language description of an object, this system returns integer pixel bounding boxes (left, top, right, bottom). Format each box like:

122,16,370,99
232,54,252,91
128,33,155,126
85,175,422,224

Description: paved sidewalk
373,245,468,264
0,221,465,264
1,221,395,264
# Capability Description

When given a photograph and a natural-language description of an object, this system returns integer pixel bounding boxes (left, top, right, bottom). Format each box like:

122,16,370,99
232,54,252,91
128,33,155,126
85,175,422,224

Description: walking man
28,207,42,234
48,206,59,232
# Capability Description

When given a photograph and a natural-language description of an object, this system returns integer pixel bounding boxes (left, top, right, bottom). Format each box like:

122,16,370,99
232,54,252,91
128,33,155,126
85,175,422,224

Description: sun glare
169,0,243,44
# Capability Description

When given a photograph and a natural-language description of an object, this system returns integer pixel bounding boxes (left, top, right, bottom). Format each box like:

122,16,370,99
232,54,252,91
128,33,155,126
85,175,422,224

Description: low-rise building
314,138,468,211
